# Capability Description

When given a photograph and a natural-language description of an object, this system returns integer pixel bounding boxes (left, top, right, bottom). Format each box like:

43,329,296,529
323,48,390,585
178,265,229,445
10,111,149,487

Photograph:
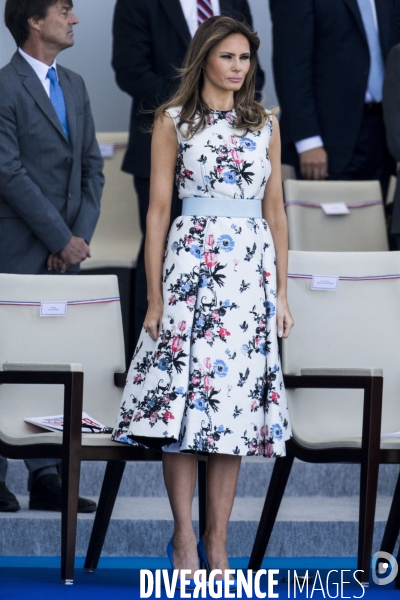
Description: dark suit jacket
383,42,400,234
270,0,400,177
0,52,104,274
112,0,265,178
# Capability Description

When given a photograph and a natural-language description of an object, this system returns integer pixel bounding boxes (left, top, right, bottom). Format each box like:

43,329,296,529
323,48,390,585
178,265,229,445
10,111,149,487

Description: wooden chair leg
61,455,81,584
357,376,383,585
197,458,207,539
248,453,295,571
380,469,400,556
84,460,126,572
61,372,84,584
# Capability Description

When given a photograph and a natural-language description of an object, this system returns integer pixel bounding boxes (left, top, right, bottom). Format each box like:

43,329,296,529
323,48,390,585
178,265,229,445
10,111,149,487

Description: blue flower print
182,282,191,292
241,344,249,354
218,425,225,433
223,171,237,184
118,436,134,445
217,234,235,252
266,301,276,318
199,274,208,288
242,137,256,151
194,397,205,411
176,387,185,395
271,423,282,441
225,349,230,354
196,316,205,327
171,241,179,252
158,357,169,371
224,299,231,307
214,359,228,377
189,244,202,258
163,431,168,436
259,342,268,356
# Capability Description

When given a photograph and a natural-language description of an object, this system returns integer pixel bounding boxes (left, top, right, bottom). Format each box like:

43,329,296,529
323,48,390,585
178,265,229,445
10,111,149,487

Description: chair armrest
2,362,83,372
300,367,383,377
114,372,127,388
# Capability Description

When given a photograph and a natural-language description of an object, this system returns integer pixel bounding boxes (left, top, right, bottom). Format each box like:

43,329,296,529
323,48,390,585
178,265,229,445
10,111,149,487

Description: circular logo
371,551,398,586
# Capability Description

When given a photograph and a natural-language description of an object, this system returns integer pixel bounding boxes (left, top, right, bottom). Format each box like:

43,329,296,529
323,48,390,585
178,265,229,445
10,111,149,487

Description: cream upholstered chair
386,174,397,207
281,163,296,182
249,250,400,585
284,180,388,251
82,133,141,271
81,133,142,363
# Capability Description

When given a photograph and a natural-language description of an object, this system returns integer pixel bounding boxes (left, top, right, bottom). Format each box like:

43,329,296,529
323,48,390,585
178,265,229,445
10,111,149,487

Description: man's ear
27,16,42,33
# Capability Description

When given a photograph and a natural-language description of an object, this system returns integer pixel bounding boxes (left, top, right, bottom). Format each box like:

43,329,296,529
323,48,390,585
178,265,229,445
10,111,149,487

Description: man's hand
299,147,328,180
60,235,91,268
47,253,68,273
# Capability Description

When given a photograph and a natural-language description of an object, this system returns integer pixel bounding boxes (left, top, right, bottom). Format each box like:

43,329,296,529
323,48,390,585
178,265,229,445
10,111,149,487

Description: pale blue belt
181,197,262,218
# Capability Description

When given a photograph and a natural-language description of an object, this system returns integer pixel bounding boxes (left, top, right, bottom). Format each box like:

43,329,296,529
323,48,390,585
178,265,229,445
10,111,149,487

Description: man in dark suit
0,0,104,512
270,0,400,195
112,0,265,343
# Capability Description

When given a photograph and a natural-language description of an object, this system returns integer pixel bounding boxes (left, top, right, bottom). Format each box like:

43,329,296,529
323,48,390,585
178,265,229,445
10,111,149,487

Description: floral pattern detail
111,106,291,457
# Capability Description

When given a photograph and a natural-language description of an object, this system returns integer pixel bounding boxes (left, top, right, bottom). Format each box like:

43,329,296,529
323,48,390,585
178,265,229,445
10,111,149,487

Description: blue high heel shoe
167,538,197,590
197,537,237,592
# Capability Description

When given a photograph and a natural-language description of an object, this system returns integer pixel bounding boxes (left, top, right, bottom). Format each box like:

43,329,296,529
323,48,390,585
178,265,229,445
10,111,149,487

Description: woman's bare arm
262,115,294,338
143,113,178,340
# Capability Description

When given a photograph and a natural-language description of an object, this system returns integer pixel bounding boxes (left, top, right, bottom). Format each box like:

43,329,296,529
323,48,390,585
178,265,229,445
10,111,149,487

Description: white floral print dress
111,107,291,457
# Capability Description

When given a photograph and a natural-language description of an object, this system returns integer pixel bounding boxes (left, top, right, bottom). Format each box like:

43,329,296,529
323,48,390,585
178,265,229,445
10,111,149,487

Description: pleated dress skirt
111,213,291,457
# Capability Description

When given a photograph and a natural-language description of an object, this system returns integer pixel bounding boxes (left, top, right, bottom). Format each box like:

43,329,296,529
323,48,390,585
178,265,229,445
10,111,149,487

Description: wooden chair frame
0,368,206,583
248,373,383,586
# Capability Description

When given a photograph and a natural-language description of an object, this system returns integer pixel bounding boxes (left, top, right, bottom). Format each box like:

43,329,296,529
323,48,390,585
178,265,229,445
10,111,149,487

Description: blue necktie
46,67,70,141
356,0,385,102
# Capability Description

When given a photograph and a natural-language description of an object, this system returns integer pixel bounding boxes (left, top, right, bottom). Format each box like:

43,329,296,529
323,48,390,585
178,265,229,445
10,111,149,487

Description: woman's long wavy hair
155,16,271,138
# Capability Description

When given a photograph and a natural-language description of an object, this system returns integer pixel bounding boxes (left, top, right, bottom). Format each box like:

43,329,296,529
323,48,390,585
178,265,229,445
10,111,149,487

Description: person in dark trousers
269,0,400,199
0,0,104,512
112,0,265,345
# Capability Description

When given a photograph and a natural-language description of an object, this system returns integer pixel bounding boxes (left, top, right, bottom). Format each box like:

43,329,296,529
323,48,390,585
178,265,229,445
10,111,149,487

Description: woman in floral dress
112,16,294,581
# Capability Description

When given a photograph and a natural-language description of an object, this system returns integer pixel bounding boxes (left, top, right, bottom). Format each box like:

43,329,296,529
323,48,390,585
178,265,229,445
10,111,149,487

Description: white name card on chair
311,275,339,291
40,302,67,317
99,143,115,159
321,202,350,215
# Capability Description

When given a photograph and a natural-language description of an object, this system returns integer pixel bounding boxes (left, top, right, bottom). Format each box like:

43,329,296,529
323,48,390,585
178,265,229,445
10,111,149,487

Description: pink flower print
134,374,142,383
264,271,271,278
227,385,232,397
192,375,200,385
233,259,239,271
270,392,280,403
251,400,257,411
169,294,177,305
219,151,227,159
186,296,196,308
208,436,214,445
149,412,158,423
164,411,174,421
259,277,263,287
204,252,218,268
133,412,141,421
183,169,193,178
258,443,264,456
219,327,230,339
265,442,274,458
204,330,213,342
260,425,268,439
124,416,130,424
231,149,243,165
204,357,212,369
163,396,169,404
212,311,219,321
195,222,203,231
204,375,213,391
171,336,183,353
260,320,266,330
255,336,261,344
249,444,255,454
216,166,224,176
189,393,195,401
207,114,216,124
230,135,238,146
178,320,186,331
207,234,215,246
186,236,193,244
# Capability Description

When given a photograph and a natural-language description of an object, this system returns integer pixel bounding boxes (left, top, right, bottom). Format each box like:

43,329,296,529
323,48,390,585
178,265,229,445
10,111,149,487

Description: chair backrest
81,132,142,270
0,274,125,442
283,251,400,446
284,180,388,251
281,164,296,182
386,174,397,207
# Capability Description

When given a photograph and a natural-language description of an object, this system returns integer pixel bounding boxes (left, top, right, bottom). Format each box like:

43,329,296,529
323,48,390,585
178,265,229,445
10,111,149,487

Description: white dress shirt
295,0,379,154
179,0,221,38
18,47,57,98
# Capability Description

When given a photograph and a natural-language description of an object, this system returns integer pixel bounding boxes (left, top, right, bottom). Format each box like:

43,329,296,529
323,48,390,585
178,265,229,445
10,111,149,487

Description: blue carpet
0,558,398,599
